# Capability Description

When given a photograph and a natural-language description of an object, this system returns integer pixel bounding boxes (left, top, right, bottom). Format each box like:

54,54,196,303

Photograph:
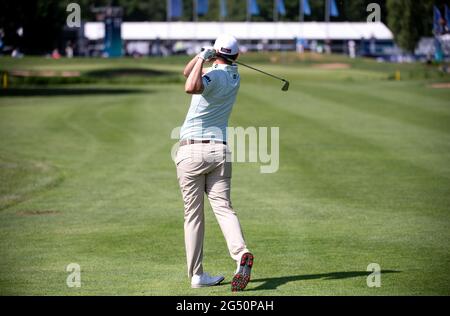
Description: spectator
11,48,23,58
52,48,61,59
348,40,356,59
0,29,4,55
324,39,332,54
65,42,74,58
296,37,305,54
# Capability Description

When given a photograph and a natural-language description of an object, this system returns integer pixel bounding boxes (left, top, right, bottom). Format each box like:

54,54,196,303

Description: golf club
213,51,290,92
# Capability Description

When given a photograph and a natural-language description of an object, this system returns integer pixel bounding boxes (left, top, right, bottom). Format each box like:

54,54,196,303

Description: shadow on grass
243,270,401,291
0,87,148,97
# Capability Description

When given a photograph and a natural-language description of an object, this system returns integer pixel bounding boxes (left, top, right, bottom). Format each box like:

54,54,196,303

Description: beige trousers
175,143,249,278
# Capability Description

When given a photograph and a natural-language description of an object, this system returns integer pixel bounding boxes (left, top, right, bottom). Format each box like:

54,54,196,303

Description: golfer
175,35,253,291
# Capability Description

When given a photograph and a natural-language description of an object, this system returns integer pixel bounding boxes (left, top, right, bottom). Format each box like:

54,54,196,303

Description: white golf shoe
191,272,225,288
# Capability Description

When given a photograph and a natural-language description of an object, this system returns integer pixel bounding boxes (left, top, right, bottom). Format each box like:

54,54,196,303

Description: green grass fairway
0,54,449,295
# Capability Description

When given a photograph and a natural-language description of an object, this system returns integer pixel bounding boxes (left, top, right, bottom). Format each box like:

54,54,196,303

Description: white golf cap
214,34,239,56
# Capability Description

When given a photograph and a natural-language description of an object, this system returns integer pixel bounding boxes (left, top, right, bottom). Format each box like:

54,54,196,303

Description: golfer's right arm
185,57,204,94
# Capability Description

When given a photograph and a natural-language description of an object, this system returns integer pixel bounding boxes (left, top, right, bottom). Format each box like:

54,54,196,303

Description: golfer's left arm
185,57,205,94
183,55,202,78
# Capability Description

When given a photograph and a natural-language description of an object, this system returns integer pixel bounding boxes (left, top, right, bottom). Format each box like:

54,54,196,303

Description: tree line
0,0,448,54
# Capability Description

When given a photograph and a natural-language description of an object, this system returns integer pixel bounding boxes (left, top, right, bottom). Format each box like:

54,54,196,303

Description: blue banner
197,0,208,15
303,0,311,16
220,0,227,18
434,37,443,62
169,0,183,18
277,0,286,16
434,6,443,34
250,0,260,16
446,5,450,30
330,0,339,17
104,17,122,57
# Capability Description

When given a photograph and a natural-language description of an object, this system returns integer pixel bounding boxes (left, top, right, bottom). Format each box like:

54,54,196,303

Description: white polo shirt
180,63,240,142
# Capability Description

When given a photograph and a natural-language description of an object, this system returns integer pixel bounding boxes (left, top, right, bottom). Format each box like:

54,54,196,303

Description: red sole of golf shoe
231,253,254,292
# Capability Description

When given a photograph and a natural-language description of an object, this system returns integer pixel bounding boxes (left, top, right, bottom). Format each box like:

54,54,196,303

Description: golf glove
199,46,216,61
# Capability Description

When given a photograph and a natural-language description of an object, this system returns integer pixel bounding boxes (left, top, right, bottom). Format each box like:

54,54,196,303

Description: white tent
85,22,393,41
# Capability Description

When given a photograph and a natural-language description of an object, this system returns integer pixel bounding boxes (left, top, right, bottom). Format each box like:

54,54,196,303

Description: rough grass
0,53,449,295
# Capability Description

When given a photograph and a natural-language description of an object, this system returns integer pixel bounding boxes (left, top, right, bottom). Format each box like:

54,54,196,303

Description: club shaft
220,55,286,82
235,60,286,82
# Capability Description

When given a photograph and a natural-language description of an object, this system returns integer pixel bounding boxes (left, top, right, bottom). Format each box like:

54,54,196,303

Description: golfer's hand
199,46,216,61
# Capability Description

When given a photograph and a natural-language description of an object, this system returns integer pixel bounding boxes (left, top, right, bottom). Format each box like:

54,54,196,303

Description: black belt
179,139,227,146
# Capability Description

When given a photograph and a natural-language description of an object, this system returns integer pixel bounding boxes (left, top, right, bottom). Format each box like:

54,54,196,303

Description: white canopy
85,21,393,41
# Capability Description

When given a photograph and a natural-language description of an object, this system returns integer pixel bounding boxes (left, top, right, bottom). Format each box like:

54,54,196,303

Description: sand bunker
313,63,351,70
428,83,450,89
9,70,80,77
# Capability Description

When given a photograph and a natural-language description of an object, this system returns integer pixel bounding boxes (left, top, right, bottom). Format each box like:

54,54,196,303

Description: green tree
4,0,443,55
386,0,448,52
0,0,68,54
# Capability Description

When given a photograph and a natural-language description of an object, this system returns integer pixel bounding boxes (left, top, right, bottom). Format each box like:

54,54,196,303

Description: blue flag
434,37,443,62
169,0,183,18
197,0,208,15
303,0,311,16
330,0,339,17
445,5,450,30
277,0,286,16
250,0,260,16
220,0,227,18
434,6,443,34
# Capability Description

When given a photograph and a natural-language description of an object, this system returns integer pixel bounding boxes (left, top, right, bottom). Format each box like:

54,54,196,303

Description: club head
281,80,289,92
